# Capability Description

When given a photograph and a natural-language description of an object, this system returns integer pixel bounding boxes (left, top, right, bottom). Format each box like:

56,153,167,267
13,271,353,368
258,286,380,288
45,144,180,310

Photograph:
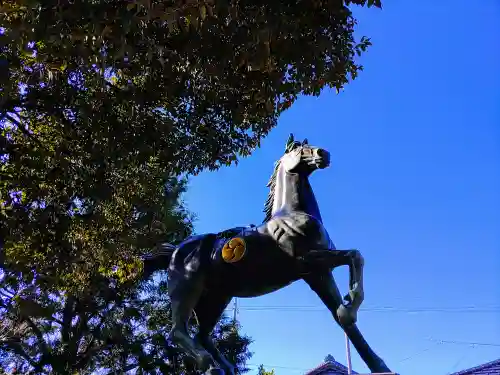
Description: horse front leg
343,249,365,323
300,248,364,326
303,271,391,373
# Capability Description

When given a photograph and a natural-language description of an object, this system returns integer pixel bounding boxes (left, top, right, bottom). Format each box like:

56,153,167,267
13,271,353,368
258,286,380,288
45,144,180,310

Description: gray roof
304,360,358,375
449,358,500,375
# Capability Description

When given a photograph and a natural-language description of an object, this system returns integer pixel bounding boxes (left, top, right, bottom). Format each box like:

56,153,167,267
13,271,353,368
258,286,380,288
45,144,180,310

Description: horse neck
272,166,323,222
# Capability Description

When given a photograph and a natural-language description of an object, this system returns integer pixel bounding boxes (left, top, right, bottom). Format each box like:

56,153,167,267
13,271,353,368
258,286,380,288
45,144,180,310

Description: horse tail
141,242,177,280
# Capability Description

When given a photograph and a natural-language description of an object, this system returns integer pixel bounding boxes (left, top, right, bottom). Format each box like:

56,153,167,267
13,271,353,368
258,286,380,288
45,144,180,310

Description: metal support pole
345,332,352,375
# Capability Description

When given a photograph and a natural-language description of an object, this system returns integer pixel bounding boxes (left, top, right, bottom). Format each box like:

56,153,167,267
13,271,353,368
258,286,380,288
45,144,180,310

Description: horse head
263,134,331,223
281,133,331,175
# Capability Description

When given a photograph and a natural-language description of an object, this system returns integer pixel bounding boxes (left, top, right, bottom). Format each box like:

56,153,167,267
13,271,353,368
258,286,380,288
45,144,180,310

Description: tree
1,0,381,288
213,319,253,374
0,171,251,374
1,1,381,167
0,271,253,374
0,176,196,374
257,364,275,375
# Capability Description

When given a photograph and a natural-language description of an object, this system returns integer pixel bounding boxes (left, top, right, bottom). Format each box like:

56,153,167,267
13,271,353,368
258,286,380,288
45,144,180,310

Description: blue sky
184,1,500,374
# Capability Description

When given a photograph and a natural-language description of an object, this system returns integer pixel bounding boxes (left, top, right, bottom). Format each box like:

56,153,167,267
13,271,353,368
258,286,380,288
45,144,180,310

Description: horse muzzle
314,148,330,169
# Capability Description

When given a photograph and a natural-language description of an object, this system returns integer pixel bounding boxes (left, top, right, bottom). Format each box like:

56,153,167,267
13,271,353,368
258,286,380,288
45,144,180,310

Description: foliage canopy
0,272,252,374
1,0,380,284
1,0,380,170
257,364,276,375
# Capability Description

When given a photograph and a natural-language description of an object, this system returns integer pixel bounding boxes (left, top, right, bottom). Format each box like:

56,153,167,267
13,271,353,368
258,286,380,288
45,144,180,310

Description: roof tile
449,358,500,375
304,360,358,375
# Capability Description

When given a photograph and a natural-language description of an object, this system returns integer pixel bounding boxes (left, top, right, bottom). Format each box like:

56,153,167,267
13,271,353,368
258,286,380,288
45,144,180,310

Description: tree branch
0,339,40,371
61,296,75,343
0,98,27,120
74,298,124,370
104,363,139,375
0,289,14,299
3,113,48,152
22,316,50,359
68,299,89,361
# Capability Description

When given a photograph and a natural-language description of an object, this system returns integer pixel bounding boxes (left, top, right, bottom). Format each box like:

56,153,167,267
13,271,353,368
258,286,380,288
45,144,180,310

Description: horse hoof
337,304,357,327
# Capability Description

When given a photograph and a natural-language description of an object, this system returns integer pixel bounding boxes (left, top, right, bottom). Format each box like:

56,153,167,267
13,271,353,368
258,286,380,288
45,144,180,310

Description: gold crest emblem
221,237,246,263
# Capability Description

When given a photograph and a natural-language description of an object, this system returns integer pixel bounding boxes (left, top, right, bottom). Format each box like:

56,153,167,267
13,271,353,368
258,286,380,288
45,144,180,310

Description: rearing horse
141,134,392,374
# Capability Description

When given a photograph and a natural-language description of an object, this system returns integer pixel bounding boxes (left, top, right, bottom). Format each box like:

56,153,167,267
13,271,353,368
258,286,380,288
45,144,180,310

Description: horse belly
211,231,299,297
231,256,298,297
234,278,295,298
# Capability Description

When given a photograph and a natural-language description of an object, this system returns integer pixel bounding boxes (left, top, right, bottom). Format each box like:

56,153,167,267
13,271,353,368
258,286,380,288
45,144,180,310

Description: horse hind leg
168,234,220,372
168,275,216,372
304,271,391,373
194,292,234,375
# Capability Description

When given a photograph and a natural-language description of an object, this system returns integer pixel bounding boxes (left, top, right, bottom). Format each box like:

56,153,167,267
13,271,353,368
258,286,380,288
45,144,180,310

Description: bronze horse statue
141,134,392,374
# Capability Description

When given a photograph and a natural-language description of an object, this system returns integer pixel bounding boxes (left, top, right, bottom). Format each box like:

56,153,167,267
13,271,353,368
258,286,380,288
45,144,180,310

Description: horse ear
285,133,295,151
302,138,308,145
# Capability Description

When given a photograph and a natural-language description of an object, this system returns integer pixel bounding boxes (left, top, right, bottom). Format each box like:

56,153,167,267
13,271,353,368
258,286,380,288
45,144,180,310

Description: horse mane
263,158,282,223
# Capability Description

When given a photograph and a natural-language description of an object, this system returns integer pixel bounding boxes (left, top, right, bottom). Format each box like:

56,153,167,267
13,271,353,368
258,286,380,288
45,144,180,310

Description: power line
447,345,474,375
247,363,308,371
225,305,500,314
245,338,499,373
397,341,443,363
429,338,500,348
224,302,500,373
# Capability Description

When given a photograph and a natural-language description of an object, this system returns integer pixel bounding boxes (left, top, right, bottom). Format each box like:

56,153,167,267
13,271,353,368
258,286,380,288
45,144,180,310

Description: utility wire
447,345,475,374
224,302,500,372
225,305,500,313
429,338,500,347
247,363,308,371
245,338,498,373
397,340,443,363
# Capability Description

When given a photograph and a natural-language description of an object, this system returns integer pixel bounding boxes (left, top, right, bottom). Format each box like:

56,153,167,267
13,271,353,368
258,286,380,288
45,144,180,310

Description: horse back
170,227,300,297
170,228,252,275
